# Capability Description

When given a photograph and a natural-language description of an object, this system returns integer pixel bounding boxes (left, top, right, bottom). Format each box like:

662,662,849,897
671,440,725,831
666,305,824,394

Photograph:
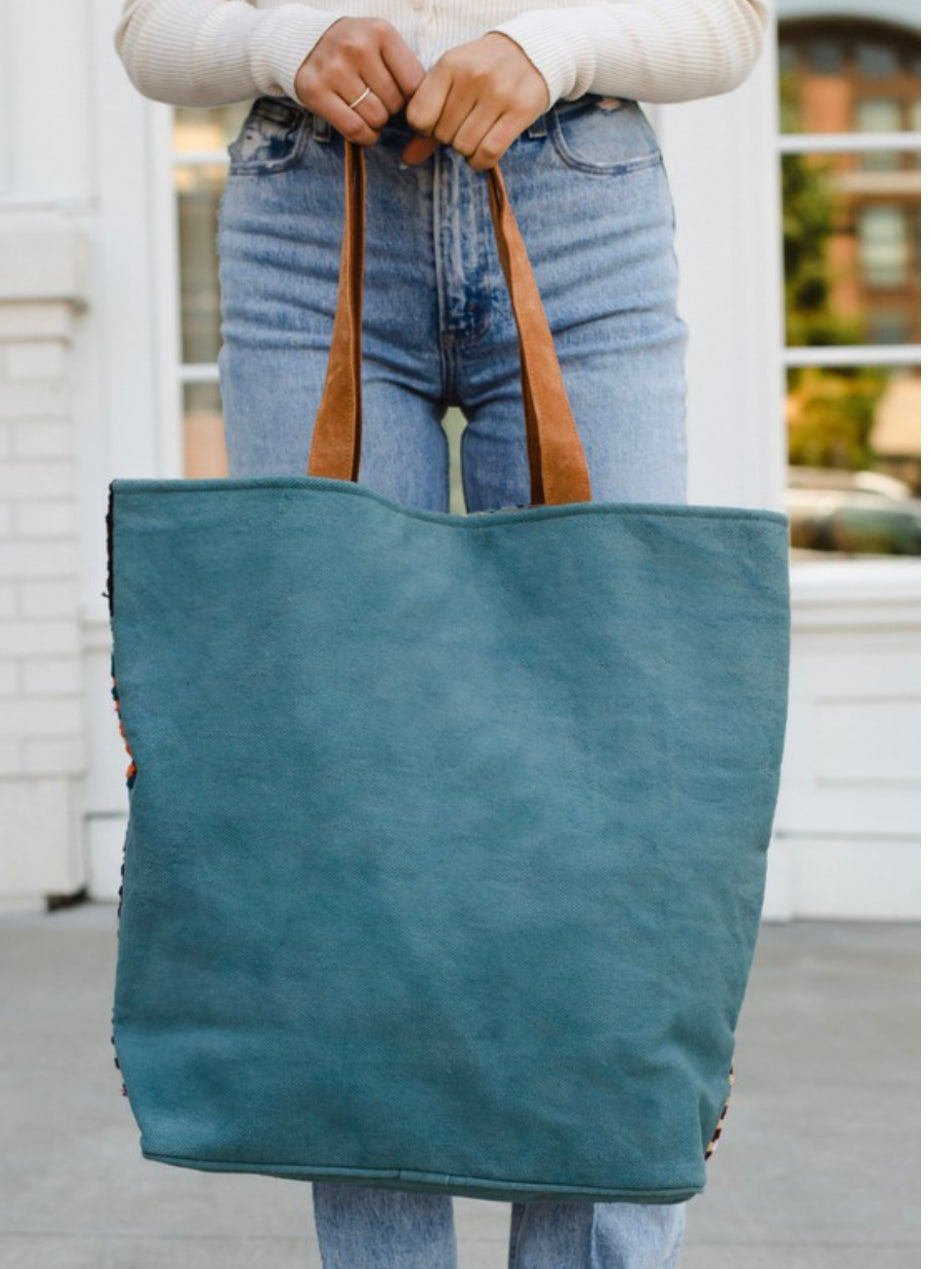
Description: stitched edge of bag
138,1151,704,1202
108,476,791,528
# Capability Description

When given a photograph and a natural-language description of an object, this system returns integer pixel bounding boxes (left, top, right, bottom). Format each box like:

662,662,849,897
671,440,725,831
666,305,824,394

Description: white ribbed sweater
113,0,769,114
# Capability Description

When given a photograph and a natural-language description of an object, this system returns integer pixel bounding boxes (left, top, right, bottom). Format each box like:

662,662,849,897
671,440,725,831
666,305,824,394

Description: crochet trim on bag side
110,658,137,794
109,650,135,1100
704,1064,735,1160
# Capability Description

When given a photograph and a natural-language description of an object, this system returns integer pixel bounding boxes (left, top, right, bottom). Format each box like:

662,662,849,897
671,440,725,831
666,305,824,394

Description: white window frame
775,130,921,369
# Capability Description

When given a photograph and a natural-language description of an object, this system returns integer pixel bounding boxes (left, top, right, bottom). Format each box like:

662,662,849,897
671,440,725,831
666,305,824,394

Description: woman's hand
294,17,426,146
401,33,549,171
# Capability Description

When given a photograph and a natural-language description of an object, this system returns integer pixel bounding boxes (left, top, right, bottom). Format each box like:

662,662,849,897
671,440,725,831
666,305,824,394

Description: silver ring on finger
347,85,372,111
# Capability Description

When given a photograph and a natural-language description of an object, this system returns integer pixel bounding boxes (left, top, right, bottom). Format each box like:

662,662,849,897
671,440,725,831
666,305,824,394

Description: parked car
786,466,921,557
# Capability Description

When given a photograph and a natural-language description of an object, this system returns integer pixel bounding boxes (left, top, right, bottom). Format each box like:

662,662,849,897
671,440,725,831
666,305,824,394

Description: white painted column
0,0,95,205
0,213,91,910
650,30,787,513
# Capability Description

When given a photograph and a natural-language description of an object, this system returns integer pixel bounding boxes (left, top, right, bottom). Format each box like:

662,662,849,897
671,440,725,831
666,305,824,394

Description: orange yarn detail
110,669,137,787
110,652,132,1099
704,1064,736,1161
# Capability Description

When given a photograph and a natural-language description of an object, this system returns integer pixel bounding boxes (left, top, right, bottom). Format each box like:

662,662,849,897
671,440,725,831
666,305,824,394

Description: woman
113,2,769,1265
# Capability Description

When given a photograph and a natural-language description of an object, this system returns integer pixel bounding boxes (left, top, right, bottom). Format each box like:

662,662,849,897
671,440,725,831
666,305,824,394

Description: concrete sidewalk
0,906,918,1269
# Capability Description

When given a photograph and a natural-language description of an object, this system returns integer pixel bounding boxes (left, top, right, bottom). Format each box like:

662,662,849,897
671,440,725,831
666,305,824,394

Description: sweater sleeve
113,0,353,107
483,0,770,112
113,0,770,113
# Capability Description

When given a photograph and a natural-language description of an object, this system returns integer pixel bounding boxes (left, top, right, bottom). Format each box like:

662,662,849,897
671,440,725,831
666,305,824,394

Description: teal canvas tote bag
107,139,791,1205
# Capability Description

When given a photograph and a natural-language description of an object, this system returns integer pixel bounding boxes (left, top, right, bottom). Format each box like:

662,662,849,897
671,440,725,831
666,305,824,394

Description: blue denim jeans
217,90,688,509
217,90,690,1269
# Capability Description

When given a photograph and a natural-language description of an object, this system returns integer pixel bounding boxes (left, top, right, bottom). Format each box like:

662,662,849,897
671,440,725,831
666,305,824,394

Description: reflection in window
778,15,920,558
857,98,902,131
856,98,903,169
781,152,919,346
868,313,910,345
786,366,920,557
175,163,226,365
856,41,899,78
778,20,920,134
859,206,907,288
173,106,251,479
809,38,844,73
183,381,228,479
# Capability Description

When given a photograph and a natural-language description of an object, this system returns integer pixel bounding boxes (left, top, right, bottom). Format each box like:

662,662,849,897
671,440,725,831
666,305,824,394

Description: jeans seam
434,152,496,350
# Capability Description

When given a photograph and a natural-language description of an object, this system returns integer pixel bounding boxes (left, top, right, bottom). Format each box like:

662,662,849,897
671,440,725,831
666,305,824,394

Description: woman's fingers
320,88,387,146
378,22,429,105
450,103,508,162
293,20,549,164
294,17,426,146
400,104,502,167
403,32,549,169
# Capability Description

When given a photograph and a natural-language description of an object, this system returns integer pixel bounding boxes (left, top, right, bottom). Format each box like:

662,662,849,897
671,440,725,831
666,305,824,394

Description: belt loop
526,112,548,139
311,112,332,143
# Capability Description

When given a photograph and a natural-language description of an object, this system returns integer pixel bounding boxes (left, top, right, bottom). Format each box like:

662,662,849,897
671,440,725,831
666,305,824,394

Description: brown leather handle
307,139,592,506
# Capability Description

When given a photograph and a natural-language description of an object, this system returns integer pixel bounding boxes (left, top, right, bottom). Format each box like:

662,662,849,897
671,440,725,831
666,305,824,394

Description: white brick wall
0,213,89,909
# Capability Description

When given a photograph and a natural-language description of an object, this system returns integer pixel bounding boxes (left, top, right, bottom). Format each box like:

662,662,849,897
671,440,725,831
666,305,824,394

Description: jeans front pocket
549,96,663,176
227,96,312,174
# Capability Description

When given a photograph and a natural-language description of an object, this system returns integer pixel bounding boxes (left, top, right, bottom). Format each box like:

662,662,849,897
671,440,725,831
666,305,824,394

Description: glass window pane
808,38,844,74
175,163,226,365
183,381,228,479
867,312,910,344
859,206,907,288
781,152,920,347
786,365,920,559
779,21,919,135
859,150,904,174
856,98,902,132
856,41,899,78
855,98,904,170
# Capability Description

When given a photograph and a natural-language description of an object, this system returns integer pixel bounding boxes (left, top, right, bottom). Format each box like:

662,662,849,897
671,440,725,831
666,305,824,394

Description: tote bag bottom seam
141,1150,702,1202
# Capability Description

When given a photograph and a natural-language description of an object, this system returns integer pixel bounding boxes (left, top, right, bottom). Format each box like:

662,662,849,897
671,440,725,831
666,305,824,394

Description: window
173,104,250,478
856,98,902,131
809,37,844,73
859,206,908,288
856,98,905,168
778,14,920,558
856,41,899,78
